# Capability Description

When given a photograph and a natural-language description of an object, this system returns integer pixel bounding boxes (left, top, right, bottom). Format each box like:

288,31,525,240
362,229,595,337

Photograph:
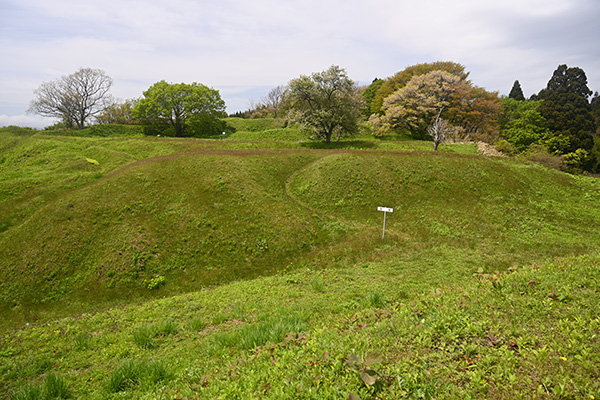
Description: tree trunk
325,128,333,143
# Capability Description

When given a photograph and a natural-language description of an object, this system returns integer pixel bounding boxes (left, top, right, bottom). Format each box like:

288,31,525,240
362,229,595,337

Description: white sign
377,206,393,239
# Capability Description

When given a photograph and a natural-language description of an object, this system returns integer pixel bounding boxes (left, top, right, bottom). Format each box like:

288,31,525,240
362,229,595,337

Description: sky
1,0,599,128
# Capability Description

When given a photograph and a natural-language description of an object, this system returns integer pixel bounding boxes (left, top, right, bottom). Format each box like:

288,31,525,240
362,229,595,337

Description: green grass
1,122,600,398
3,146,598,326
40,124,145,138
8,372,70,399
1,253,598,398
107,359,170,393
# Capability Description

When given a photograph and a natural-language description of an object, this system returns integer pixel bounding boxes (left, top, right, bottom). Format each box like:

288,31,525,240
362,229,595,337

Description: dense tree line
28,63,598,171
501,65,597,171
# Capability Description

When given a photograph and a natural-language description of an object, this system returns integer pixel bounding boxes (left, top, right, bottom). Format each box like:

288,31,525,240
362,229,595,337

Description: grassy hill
1,124,599,398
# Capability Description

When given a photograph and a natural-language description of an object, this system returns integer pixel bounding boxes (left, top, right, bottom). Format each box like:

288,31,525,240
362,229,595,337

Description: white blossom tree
369,70,463,140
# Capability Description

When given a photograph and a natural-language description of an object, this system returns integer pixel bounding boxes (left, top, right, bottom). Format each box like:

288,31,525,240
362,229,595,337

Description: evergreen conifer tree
538,65,595,156
508,80,525,101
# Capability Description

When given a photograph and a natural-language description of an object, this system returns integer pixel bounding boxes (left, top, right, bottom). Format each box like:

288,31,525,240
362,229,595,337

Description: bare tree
428,108,451,151
28,67,113,129
261,85,287,118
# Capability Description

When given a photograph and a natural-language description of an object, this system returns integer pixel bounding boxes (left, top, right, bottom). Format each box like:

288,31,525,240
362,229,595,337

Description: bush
564,148,594,172
494,139,515,156
521,144,565,170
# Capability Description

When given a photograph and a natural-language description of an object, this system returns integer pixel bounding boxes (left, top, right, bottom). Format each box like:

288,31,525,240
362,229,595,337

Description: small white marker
377,207,393,239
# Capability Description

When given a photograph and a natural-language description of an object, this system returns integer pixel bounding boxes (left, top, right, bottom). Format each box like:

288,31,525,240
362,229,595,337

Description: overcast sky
1,0,599,128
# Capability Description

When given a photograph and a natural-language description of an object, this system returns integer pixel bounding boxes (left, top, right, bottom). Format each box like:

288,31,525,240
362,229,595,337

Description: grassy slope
1,253,599,399
1,124,599,398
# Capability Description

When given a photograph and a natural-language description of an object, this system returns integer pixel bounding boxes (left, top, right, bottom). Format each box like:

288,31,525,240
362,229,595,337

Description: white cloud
0,114,53,129
369,0,600,95
1,0,599,123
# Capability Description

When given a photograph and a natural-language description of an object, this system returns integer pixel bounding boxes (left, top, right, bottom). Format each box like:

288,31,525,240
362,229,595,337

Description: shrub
494,139,515,156
521,144,565,170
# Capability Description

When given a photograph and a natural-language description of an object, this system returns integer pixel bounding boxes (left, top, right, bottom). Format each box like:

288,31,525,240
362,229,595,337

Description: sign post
377,206,393,239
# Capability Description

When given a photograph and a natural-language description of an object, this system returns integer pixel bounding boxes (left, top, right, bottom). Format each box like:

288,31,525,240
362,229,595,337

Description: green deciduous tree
360,78,384,117
132,81,226,137
28,67,113,129
96,98,139,125
285,65,364,143
500,97,550,152
591,92,600,134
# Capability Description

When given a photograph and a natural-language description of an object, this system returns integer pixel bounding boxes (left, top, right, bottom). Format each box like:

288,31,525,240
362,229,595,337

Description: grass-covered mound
40,124,145,138
0,150,333,317
2,137,600,329
288,151,600,262
0,129,234,235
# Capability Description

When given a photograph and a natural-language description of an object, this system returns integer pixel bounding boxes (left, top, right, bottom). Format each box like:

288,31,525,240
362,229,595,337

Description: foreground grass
1,252,598,399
